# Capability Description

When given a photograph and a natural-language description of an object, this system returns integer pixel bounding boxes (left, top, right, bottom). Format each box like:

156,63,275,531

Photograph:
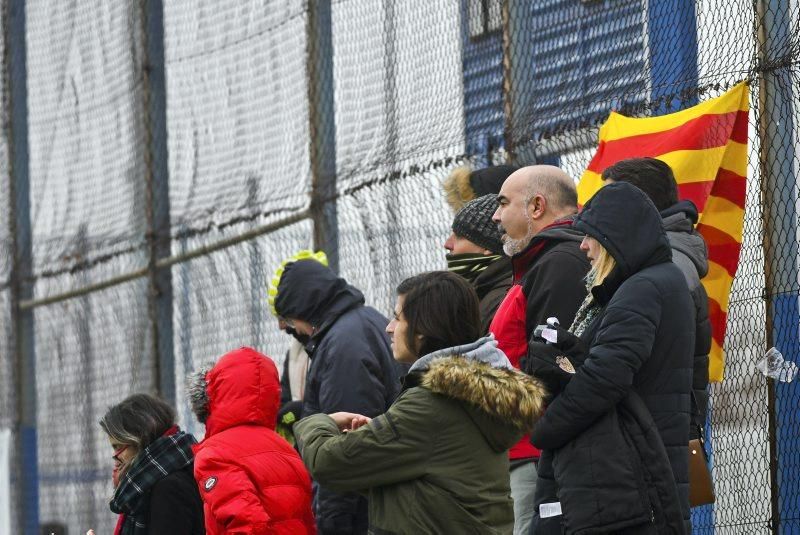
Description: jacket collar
472,256,512,298
511,216,581,281
412,337,547,449
661,200,708,278
303,299,363,357
408,335,513,374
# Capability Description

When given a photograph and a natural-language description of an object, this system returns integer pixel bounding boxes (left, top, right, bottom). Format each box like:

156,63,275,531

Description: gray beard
501,213,535,256
503,233,533,256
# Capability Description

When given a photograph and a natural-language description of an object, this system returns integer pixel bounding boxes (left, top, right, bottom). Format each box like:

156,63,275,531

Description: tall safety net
0,1,797,533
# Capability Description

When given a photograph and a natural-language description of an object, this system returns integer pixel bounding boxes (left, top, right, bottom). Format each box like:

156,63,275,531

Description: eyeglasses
112,445,128,463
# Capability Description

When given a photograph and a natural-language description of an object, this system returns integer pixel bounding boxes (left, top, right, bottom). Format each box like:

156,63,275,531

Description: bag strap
691,391,704,437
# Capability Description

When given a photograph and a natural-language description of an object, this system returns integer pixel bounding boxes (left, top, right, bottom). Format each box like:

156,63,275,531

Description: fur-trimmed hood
443,166,474,213
412,336,547,451
443,165,518,213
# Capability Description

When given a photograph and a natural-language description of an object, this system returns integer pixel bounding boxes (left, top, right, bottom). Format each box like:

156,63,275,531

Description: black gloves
525,319,588,397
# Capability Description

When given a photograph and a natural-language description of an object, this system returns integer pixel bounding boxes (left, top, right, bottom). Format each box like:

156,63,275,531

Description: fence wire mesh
171,218,314,440
0,0,798,533
164,0,311,232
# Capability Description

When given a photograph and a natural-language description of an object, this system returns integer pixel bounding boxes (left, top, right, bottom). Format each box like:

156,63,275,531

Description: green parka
294,336,546,535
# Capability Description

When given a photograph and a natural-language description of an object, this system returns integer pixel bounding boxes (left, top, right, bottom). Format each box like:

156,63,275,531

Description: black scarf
446,253,503,284
110,430,196,535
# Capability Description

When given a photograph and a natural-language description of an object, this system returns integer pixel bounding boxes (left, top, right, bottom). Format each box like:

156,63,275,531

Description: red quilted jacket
193,347,316,534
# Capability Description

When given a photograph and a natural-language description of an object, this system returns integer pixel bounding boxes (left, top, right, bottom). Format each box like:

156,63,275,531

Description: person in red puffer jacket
188,347,316,534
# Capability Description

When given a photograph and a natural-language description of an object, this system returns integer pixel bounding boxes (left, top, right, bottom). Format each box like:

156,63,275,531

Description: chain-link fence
1,0,798,533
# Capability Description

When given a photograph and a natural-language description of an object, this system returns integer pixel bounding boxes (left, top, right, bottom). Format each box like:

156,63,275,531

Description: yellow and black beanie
267,250,328,317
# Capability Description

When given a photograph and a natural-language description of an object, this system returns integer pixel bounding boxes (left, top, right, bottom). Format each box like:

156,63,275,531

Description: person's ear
414,333,424,352
528,194,547,220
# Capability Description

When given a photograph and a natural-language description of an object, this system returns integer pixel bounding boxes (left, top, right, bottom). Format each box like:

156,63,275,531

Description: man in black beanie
273,259,402,535
445,194,513,333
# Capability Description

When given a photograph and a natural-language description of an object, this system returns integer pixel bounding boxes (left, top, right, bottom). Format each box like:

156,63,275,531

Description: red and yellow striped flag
577,82,749,382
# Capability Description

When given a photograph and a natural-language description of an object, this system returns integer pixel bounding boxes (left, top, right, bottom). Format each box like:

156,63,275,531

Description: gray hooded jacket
408,335,514,374
662,200,712,438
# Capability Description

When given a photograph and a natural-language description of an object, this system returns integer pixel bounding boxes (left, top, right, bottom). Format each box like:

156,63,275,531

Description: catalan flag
577,82,749,382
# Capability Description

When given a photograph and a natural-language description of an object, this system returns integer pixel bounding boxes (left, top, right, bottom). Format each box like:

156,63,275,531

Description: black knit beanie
470,165,518,197
451,194,504,255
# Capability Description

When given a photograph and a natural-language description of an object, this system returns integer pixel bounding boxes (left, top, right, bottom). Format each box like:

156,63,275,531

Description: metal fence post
307,0,339,273
3,0,38,531
500,0,516,163
756,1,799,533
140,0,175,403
247,177,265,350
381,0,402,284
500,1,558,167
74,225,98,529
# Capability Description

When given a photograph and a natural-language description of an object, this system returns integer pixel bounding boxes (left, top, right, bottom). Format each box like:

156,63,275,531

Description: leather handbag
688,435,715,506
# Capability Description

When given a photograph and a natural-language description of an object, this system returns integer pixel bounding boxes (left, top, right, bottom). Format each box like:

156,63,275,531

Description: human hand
328,412,372,432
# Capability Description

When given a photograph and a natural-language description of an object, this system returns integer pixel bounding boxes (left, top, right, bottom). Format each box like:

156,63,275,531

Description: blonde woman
529,182,695,534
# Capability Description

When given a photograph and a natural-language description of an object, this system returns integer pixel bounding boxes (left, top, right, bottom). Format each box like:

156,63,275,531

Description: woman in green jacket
294,271,546,535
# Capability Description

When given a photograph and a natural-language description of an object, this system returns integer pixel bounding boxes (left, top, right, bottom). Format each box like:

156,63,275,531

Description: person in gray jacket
602,157,712,439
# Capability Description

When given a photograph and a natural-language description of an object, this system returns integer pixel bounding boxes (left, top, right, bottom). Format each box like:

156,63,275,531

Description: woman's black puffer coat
530,182,695,534
527,323,685,535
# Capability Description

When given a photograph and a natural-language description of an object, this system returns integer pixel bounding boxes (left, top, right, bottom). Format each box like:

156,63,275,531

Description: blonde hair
588,244,616,288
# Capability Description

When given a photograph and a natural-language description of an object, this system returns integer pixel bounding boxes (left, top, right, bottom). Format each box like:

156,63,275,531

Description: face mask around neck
284,327,311,346
446,253,500,282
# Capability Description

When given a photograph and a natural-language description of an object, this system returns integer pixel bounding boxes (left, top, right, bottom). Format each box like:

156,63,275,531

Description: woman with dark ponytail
98,393,204,534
